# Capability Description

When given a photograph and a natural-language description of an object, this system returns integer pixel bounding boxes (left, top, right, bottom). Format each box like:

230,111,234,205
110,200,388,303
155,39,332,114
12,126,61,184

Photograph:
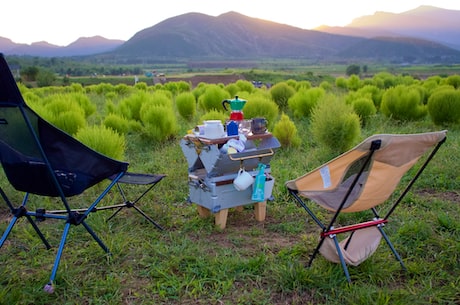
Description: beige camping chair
286,131,447,282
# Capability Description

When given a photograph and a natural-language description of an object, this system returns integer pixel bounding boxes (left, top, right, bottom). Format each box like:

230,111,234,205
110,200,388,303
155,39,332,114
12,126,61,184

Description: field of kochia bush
3,71,460,303
18,72,460,159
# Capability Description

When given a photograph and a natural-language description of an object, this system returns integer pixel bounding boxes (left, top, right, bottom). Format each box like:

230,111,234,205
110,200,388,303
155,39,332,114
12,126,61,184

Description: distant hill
0,36,124,57
316,5,460,50
113,11,363,60
1,6,460,64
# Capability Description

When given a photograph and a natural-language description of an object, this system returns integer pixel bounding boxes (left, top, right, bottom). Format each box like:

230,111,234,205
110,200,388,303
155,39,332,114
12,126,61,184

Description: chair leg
332,235,352,283
308,236,326,267
131,205,164,230
25,214,52,249
81,220,111,254
45,221,72,293
0,212,52,250
378,226,407,271
0,215,19,248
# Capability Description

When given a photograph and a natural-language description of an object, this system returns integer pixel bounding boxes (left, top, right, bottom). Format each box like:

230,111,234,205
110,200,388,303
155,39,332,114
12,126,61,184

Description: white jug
203,120,225,138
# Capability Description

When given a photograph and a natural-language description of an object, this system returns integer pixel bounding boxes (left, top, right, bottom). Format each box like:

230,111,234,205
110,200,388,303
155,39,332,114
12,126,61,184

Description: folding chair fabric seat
286,130,447,282
319,226,382,266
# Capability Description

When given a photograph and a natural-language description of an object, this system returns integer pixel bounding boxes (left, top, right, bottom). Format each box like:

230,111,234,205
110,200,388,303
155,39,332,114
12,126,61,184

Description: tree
346,64,360,76
20,66,40,81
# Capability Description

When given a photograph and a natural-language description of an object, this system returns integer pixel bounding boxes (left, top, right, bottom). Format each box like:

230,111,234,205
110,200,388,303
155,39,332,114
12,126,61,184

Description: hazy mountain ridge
0,36,124,57
318,5,460,50
1,5,459,63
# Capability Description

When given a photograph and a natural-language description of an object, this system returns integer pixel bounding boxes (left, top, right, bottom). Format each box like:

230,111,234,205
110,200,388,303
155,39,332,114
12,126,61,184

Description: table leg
214,209,229,229
254,201,266,221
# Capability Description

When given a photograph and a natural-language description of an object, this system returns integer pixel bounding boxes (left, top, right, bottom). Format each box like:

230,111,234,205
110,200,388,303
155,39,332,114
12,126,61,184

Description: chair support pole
332,235,352,283
384,138,445,220
289,189,326,230
49,222,71,285
326,145,378,232
377,225,407,271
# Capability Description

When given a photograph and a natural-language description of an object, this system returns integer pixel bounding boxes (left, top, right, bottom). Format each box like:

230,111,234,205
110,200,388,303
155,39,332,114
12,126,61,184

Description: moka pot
222,96,246,121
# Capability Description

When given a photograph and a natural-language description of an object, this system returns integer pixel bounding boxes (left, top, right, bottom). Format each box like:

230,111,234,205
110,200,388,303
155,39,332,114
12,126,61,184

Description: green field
1,74,459,304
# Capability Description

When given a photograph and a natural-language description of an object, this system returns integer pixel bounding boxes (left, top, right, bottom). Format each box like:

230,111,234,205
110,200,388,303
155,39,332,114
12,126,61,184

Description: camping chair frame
287,132,446,282
0,53,166,293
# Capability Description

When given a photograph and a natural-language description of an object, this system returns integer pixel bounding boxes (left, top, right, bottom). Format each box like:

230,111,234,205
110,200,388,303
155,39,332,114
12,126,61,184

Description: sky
2,0,460,46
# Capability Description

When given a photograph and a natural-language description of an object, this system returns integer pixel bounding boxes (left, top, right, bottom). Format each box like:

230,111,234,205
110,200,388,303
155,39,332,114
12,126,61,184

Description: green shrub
347,74,361,91
151,90,174,107
352,97,377,125
93,83,114,95
235,80,254,94
75,125,125,160
52,111,87,135
118,91,149,121
319,81,332,91
269,82,295,111
192,83,207,102
69,83,84,93
356,85,383,108
294,80,311,91
427,88,460,125
288,87,324,118
241,93,279,129
175,81,192,94
272,113,301,148
381,85,427,121
198,84,230,112
103,113,130,134
42,95,87,134
176,92,196,121
71,92,96,118
114,83,132,95
224,83,239,97
446,75,460,89
140,104,178,142
335,77,347,89
199,110,228,125
310,94,361,154
134,82,148,91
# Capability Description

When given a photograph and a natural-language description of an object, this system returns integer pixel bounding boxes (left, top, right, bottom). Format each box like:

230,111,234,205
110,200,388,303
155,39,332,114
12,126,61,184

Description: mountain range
1,5,459,64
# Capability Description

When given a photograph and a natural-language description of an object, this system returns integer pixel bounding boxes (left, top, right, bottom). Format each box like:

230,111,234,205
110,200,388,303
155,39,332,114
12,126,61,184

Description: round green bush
140,104,178,142
241,93,279,129
356,85,383,108
427,88,460,125
269,82,295,111
198,84,230,112
198,110,228,125
272,113,301,148
235,80,254,94
288,87,324,118
380,85,427,121
176,92,196,121
103,113,130,134
52,111,87,135
118,92,147,121
75,125,126,160
352,97,377,125
310,95,361,154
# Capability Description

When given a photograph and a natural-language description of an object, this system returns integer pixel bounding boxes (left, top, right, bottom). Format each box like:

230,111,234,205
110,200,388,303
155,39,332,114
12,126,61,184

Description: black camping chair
0,53,166,293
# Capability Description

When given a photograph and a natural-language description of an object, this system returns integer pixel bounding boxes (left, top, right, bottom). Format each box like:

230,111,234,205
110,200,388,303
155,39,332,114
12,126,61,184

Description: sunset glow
2,0,460,46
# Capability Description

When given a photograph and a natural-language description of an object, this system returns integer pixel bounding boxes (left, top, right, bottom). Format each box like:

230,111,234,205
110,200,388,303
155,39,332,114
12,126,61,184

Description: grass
0,113,460,304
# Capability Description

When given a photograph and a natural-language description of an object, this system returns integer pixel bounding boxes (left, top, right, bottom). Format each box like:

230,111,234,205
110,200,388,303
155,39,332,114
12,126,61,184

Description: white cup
233,169,255,191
